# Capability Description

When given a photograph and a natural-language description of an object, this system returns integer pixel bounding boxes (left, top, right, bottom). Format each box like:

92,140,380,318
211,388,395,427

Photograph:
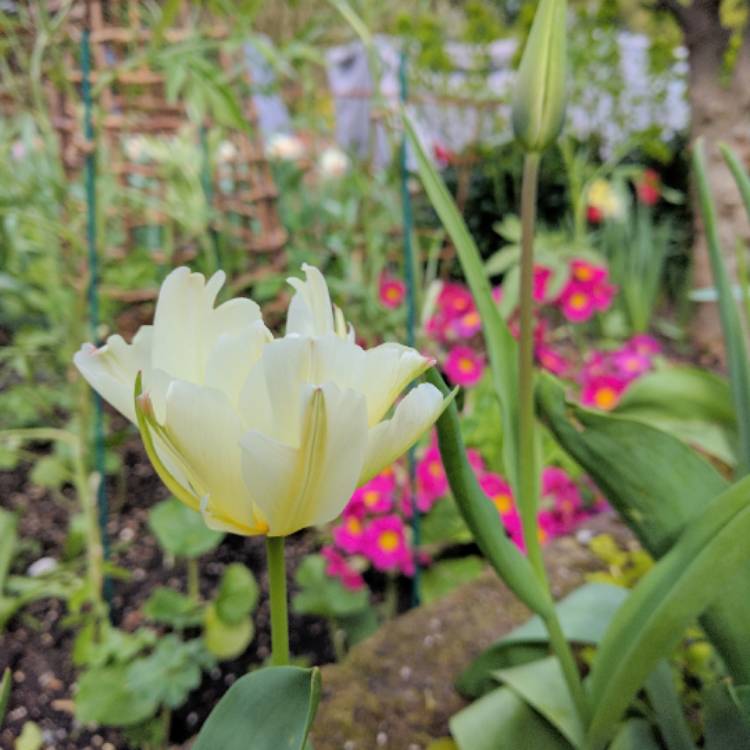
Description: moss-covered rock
310,514,633,750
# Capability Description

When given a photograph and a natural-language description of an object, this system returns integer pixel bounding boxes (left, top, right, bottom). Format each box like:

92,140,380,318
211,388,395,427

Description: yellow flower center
378,530,401,552
569,292,589,310
346,517,362,534
594,387,618,410
428,462,443,479
363,490,381,507
458,357,476,374
575,266,593,281
385,286,400,301
462,311,480,327
493,493,513,514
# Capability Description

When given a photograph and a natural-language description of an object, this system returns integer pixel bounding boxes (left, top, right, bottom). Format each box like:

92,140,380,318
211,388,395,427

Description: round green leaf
204,602,254,661
215,563,259,625
148,497,224,558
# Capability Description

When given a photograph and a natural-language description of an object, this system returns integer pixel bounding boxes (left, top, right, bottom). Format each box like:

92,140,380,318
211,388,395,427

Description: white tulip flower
75,265,449,537
318,147,350,178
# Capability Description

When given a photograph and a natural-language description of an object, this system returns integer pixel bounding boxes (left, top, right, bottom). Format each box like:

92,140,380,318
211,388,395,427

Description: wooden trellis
50,0,286,293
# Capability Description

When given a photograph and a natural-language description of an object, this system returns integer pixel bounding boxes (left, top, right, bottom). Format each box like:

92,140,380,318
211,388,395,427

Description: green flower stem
518,152,543,581
266,535,290,667
518,152,590,728
187,558,200,602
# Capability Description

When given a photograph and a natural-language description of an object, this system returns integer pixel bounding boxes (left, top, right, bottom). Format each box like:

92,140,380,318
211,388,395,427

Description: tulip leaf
0,508,17,590
492,657,584,747
609,719,662,750
585,475,750,748
643,661,697,750
450,683,572,750
0,667,11,728
193,666,321,750
694,139,750,477
537,373,750,684
613,367,737,466
458,582,627,698
703,682,750,750
427,368,552,619
148,497,224,559
407,117,521,495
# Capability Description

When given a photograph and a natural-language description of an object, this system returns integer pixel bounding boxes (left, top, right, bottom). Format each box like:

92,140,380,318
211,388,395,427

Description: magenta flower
451,308,482,338
559,285,597,322
541,467,583,527
480,472,515,516
321,546,366,591
362,515,413,575
332,515,366,554
438,282,474,318
416,445,448,511
444,345,486,387
536,344,570,376
581,374,628,411
379,274,406,310
627,334,662,356
346,474,395,516
613,349,651,380
570,259,607,286
466,448,486,476
533,265,552,303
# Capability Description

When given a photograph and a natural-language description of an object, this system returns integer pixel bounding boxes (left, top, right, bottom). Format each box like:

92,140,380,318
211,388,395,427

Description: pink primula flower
379,274,406,309
332,515,366,554
480,473,515,516
612,349,652,380
321,546,365,591
536,344,571,376
451,308,482,338
362,515,414,575
444,345,485,387
438,282,474,318
533,265,552,303
346,474,394,517
627,334,662,356
581,374,628,411
416,445,448,511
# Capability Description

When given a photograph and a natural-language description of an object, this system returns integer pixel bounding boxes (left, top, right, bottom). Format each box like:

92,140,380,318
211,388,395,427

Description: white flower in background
217,140,238,164
318,146,350,178
74,265,449,537
265,132,305,162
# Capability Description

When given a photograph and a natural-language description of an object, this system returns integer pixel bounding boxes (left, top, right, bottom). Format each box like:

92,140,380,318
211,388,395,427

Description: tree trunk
676,3,750,358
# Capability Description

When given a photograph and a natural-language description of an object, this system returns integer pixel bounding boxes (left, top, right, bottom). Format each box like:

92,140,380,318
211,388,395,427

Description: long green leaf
609,719,662,750
193,666,321,750
0,508,17,590
450,684,572,750
407,117,521,493
613,367,737,466
585,475,750,748
493,657,584,747
703,682,750,750
693,139,750,477
720,143,750,228
427,368,552,618
459,582,627,698
643,662,697,750
537,373,750,684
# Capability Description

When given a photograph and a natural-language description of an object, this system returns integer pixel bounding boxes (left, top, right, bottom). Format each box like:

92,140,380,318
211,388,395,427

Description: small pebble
399,666,412,680
377,732,388,746
27,556,58,577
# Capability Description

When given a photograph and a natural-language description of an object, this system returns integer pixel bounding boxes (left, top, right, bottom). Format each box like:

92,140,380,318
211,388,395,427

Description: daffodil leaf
193,666,321,750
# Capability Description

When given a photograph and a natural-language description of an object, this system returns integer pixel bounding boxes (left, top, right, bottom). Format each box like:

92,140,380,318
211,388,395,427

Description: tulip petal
205,321,272,407
360,383,450,484
74,326,153,423
286,263,335,337
351,344,432,425
152,267,261,383
163,380,268,535
240,382,368,536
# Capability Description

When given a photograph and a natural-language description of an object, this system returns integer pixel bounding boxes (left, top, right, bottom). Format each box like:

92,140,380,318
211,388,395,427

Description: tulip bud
511,0,567,153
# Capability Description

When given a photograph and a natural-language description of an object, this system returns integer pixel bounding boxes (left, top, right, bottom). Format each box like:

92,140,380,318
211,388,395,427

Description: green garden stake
200,123,222,273
81,5,111,606
399,48,421,607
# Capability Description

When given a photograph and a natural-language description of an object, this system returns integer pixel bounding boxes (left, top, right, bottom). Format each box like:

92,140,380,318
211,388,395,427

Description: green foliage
421,556,485,605
0,668,10,728
148,497,224,559
75,633,214,726
203,602,256,661
292,554,369,619
142,587,204,629
193,666,321,750
215,563,260,625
